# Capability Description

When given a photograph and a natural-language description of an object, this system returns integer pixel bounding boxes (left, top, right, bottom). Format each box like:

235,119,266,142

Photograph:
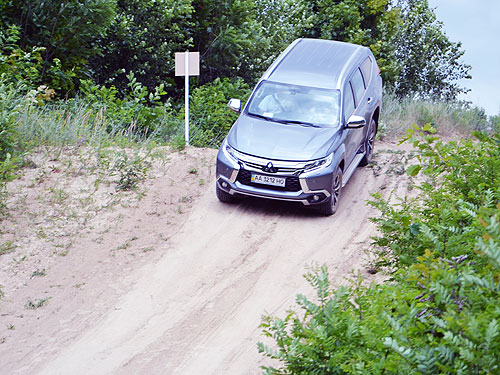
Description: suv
215,38,382,215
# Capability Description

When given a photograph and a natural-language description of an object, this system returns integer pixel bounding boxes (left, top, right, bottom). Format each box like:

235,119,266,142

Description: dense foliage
0,0,116,92
188,77,250,147
259,127,500,374
1,0,471,102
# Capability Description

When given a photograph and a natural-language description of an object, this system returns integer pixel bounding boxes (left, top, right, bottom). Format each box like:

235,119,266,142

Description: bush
259,126,500,374
370,125,500,269
79,72,179,139
260,228,500,374
187,77,251,147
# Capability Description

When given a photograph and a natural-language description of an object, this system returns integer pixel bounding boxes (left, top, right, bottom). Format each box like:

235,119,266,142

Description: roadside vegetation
258,125,500,374
1,1,500,372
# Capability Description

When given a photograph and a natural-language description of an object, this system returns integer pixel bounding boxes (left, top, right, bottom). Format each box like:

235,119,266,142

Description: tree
391,0,471,100
190,0,266,84
89,0,193,95
0,0,116,92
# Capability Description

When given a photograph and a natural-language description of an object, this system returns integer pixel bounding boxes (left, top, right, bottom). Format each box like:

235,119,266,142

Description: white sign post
175,51,200,146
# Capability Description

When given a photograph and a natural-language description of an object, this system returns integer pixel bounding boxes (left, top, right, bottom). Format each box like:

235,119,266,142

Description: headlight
304,153,333,171
222,139,238,161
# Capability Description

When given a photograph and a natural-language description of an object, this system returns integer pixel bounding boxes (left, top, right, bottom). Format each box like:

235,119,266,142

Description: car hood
227,114,340,161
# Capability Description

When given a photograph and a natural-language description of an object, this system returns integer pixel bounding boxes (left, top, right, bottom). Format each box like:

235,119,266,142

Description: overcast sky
427,0,500,116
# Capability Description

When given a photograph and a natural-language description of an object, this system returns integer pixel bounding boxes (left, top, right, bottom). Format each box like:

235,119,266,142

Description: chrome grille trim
232,149,314,176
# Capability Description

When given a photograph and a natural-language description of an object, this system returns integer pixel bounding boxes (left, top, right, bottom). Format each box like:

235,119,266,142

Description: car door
343,67,366,168
342,79,359,168
350,66,370,151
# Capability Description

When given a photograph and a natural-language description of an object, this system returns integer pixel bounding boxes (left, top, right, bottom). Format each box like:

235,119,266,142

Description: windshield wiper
281,120,320,128
249,113,273,121
250,113,320,128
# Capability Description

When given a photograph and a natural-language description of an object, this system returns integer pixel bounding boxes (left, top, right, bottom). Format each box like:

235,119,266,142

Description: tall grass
17,98,184,150
380,90,490,137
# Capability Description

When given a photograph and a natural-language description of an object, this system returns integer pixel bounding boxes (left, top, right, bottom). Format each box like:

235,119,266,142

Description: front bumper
216,145,335,206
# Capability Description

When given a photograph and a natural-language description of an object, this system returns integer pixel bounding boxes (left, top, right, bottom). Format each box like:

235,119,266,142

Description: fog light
313,195,320,201
222,181,228,188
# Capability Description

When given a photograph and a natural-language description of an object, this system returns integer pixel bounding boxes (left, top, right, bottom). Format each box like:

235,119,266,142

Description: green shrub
0,25,44,87
370,125,500,269
260,226,500,374
187,77,251,147
79,72,179,139
259,126,500,374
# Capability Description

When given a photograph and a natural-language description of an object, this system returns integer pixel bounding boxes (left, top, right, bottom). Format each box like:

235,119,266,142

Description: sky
427,0,500,116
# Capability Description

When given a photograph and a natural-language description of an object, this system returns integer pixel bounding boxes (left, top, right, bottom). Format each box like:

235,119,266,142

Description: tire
359,118,376,167
317,168,343,216
216,183,238,203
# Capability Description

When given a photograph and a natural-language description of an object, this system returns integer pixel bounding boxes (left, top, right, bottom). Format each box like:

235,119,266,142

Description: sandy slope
0,141,412,374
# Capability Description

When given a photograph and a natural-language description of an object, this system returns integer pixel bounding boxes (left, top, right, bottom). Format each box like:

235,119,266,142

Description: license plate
251,173,286,187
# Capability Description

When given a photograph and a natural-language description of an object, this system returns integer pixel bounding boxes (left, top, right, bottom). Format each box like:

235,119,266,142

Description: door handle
367,97,373,104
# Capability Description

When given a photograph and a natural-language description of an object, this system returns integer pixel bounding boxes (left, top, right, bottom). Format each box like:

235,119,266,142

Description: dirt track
0,142,411,374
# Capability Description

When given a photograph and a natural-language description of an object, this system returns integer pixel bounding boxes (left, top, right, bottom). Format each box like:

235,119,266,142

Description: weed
31,269,46,278
25,297,50,309
13,255,27,263
37,229,47,239
0,337,5,344
116,240,131,251
49,187,69,204
111,151,150,191
188,167,198,175
170,134,186,151
180,195,193,203
7,324,14,330
0,240,16,255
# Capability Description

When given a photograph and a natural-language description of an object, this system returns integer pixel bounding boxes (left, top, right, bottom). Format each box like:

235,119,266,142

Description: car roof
262,38,368,90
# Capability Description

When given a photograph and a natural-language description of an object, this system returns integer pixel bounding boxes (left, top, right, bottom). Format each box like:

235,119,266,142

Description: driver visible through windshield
247,81,340,127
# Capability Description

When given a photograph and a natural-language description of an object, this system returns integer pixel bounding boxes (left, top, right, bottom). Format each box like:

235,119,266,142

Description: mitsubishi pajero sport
215,38,382,215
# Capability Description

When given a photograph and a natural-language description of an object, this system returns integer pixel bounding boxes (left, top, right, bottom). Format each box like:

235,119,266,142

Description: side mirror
346,115,366,129
227,98,241,113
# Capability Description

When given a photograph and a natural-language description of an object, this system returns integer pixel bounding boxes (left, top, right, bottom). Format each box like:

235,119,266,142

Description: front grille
236,169,301,192
242,160,299,175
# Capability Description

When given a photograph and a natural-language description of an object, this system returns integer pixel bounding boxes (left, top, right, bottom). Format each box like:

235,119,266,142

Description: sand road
0,143,410,374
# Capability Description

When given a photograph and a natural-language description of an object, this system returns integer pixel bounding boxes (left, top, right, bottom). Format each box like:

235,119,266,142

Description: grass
0,240,16,255
24,297,50,309
380,90,491,138
31,269,46,278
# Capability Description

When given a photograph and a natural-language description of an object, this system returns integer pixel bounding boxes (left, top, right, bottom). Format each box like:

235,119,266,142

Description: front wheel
317,168,343,216
359,118,376,167
216,183,238,203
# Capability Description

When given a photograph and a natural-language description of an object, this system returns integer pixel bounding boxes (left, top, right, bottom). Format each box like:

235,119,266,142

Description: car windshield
247,81,340,127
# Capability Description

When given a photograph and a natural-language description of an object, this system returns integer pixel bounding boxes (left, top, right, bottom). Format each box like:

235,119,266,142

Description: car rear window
343,82,355,119
360,57,372,85
351,68,365,107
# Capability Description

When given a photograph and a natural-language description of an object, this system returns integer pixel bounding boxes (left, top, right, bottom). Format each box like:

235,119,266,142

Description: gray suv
216,38,382,215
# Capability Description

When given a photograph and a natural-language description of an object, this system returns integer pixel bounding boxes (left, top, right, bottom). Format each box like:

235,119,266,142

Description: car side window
343,82,355,120
351,68,365,107
360,57,372,86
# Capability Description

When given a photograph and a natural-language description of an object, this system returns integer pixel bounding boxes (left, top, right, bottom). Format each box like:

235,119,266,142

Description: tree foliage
0,0,471,101
391,0,471,100
89,0,193,94
0,0,116,92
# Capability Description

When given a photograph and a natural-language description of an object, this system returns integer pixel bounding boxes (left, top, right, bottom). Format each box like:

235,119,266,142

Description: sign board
175,52,200,76
175,51,200,146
